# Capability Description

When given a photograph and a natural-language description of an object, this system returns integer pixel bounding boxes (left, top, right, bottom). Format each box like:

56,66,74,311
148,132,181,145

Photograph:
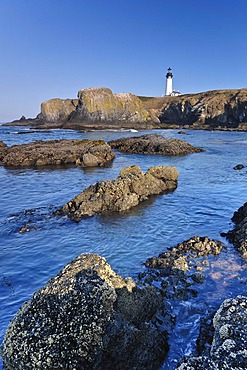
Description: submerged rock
59,165,179,221
177,295,247,369
225,202,247,258
1,139,115,168
233,163,245,170
109,134,203,155
2,253,168,370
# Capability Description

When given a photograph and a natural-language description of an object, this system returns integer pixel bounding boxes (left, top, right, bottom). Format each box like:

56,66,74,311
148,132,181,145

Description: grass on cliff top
139,87,247,109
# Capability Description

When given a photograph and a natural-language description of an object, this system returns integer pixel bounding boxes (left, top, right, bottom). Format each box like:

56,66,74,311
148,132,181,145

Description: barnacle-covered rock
225,202,247,258
60,165,178,221
1,139,115,168
176,296,247,369
2,253,168,370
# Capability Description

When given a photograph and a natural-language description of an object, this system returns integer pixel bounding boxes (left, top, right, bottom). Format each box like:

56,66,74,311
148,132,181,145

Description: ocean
0,126,246,369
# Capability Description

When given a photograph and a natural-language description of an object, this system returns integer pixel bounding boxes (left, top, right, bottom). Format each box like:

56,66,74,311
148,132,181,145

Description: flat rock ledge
0,139,115,168
59,165,178,221
225,202,247,258
109,134,204,155
2,253,168,370
177,295,247,369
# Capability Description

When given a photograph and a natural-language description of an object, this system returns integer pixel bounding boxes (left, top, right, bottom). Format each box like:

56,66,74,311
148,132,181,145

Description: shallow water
0,126,247,369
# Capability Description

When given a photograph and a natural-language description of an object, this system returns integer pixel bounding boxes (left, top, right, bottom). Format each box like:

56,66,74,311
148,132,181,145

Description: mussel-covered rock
1,139,115,168
109,134,204,155
60,165,179,221
2,253,168,370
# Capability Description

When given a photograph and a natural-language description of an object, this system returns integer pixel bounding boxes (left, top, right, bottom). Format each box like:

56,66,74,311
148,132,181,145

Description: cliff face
5,87,247,131
65,87,158,128
6,88,158,130
141,88,247,130
40,98,78,123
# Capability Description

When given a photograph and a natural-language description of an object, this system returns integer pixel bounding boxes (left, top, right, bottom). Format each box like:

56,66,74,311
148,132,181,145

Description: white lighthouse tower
165,67,173,96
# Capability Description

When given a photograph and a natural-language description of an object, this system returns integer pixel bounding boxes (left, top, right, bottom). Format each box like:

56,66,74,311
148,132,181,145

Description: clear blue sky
0,0,247,122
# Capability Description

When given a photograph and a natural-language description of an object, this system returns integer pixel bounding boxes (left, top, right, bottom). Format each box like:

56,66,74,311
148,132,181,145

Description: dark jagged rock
145,236,223,270
140,236,224,301
1,139,115,168
109,134,203,156
18,223,39,233
233,164,245,170
2,253,168,370
59,165,179,221
225,202,247,258
176,296,247,369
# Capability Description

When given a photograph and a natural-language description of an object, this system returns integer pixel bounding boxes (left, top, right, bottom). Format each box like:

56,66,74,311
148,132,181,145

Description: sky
0,0,247,122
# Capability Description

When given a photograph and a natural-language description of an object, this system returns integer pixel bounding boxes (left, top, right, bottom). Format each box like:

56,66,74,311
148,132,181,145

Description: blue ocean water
0,126,247,369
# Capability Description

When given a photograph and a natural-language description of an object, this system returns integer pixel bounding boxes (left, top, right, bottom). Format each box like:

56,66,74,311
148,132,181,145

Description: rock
65,87,159,129
5,87,159,130
109,134,204,155
40,98,78,123
18,224,39,233
0,141,8,161
176,296,247,369
140,88,247,131
225,202,247,258
145,236,223,270
5,87,247,131
233,164,245,170
177,130,186,134
1,139,115,168
2,253,168,370
141,236,224,300
59,165,178,221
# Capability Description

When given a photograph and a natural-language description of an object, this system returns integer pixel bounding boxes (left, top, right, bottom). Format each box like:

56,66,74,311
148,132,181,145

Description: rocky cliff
6,87,247,131
65,87,159,129
140,88,247,130
40,98,78,123
5,88,159,130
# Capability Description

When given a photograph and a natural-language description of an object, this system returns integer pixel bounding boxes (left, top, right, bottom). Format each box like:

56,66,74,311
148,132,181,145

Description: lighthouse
165,67,173,96
165,67,181,96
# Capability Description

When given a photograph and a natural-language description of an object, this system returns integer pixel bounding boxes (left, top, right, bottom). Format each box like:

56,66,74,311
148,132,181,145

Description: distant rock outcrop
0,139,115,168
6,87,247,131
140,88,247,130
109,134,204,155
65,87,159,129
40,98,78,123
60,165,178,221
5,87,159,130
2,253,168,370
